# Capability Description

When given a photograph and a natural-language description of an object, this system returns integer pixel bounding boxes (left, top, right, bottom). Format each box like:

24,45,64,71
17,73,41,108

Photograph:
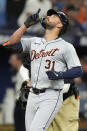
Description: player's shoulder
60,38,75,49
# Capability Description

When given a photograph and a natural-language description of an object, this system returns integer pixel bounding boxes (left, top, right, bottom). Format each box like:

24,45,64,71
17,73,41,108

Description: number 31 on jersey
45,60,55,70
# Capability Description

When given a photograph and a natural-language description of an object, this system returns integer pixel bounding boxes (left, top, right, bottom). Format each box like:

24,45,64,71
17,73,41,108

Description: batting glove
46,70,63,80
24,8,41,28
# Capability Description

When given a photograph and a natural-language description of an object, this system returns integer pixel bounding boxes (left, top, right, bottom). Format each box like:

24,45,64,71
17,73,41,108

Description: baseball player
1,9,82,131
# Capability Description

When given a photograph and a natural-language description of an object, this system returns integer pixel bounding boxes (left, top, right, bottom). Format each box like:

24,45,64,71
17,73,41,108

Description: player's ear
57,23,63,28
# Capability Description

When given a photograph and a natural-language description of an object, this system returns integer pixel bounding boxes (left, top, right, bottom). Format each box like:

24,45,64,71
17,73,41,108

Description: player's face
9,54,21,70
43,14,63,29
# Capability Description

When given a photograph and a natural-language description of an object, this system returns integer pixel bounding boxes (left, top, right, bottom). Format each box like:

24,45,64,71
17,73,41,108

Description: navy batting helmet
41,9,69,36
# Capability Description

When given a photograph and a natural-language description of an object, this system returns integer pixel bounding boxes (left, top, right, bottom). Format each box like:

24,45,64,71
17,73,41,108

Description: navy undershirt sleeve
58,66,83,79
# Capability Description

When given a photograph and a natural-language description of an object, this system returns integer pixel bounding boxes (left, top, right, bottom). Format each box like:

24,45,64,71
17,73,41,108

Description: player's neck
44,29,60,42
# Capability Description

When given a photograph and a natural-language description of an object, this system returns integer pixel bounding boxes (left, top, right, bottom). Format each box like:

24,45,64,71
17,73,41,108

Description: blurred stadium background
0,0,87,131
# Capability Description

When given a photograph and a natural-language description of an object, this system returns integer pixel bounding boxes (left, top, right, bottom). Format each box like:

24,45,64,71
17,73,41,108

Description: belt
32,88,62,95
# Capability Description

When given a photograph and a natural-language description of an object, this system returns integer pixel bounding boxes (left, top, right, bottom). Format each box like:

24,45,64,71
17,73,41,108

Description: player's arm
7,25,27,46
46,44,83,80
1,9,41,47
1,25,27,47
46,67,82,80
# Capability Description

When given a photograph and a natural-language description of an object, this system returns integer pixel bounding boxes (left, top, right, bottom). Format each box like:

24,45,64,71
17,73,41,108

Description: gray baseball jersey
21,37,81,89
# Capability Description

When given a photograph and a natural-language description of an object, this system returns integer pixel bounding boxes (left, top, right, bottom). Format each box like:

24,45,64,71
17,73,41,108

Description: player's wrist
22,24,27,30
24,22,30,28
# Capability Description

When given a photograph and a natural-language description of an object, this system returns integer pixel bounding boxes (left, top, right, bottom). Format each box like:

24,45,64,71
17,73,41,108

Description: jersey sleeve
63,43,81,69
21,37,32,51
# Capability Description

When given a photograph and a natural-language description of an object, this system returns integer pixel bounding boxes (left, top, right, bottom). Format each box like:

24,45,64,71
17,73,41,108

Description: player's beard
42,18,55,30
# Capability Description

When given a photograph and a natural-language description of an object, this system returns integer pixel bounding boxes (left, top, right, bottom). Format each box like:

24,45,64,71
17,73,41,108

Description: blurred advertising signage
0,32,87,47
